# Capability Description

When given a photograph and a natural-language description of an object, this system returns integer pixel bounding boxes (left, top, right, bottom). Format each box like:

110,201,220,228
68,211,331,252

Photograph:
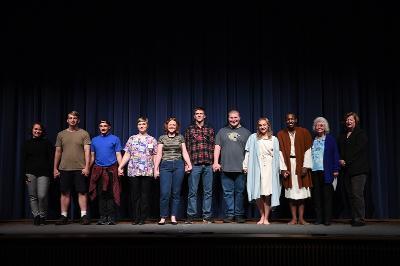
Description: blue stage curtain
1,4,398,219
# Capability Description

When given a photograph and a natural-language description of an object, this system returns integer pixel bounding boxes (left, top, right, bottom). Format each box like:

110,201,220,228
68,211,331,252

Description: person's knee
38,195,47,201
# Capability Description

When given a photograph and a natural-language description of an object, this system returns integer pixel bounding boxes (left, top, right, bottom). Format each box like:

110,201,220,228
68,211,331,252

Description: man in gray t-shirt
213,110,251,223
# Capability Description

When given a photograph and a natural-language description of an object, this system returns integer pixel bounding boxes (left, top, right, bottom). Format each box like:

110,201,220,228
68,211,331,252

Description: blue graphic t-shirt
312,136,325,171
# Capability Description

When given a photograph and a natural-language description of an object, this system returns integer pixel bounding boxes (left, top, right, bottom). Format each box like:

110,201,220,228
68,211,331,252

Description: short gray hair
312,117,330,133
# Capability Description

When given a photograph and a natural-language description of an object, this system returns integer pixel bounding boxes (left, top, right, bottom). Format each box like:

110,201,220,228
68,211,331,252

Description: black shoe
223,216,234,223
33,216,40,226
158,219,166,225
202,217,214,224
80,215,90,225
235,216,246,223
132,219,140,225
107,216,116,225
40,217,47,225
138,220,145,225
171,220,178,225
55,215,68,225
351,220,366,227
314,220,323,225
97,216,108,225
185,216,194,224
324,222,331,226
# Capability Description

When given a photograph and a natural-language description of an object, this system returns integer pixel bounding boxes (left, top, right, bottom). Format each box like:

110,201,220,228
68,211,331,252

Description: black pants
97,172,116,217
128,176,152,221
311,171,333,223
344,173,366,222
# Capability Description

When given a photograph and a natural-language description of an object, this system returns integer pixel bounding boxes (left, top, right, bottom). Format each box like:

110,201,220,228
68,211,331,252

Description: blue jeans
221,172,245,217
187,165,213,219
159,160,185,218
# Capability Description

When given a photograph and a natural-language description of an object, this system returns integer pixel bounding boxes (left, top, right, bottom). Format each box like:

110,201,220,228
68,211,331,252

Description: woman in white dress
243,117,281,225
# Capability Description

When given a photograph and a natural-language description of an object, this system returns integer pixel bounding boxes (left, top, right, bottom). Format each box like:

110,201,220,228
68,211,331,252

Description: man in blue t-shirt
89,120,122,225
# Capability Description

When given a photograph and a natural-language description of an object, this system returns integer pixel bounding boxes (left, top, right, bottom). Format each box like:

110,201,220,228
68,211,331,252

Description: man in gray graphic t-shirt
213,110,250,223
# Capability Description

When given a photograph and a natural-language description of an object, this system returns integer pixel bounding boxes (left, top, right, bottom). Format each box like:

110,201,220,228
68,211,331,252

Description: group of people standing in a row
22,108,369,227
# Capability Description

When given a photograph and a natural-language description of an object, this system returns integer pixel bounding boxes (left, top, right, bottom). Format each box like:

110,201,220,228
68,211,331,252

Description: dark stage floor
1,219,400,238
1,219,400,266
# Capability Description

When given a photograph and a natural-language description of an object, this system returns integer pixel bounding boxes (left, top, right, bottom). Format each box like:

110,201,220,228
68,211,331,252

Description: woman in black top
338,112,369,226
22,122,53,225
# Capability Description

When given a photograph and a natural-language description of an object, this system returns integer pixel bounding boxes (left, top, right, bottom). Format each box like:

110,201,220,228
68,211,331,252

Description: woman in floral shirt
118,117,157,225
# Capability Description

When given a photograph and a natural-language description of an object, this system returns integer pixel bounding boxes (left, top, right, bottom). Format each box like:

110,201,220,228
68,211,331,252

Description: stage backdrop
1,3,399,219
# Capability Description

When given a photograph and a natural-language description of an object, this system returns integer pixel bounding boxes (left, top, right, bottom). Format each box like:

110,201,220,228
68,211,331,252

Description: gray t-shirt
215,126,251,172
158,134,185,161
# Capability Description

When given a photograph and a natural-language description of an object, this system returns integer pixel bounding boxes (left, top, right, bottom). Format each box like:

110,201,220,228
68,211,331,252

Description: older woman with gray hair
311,117,340,225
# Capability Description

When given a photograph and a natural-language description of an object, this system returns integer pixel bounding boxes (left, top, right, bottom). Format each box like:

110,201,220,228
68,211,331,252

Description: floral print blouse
123,134,157,177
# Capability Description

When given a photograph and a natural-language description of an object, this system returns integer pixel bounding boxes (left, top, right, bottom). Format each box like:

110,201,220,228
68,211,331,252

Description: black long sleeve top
338,126,370,177
22,137,54,177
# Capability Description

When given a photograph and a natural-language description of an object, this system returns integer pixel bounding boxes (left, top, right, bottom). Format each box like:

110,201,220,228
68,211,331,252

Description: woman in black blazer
338,112,369,226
